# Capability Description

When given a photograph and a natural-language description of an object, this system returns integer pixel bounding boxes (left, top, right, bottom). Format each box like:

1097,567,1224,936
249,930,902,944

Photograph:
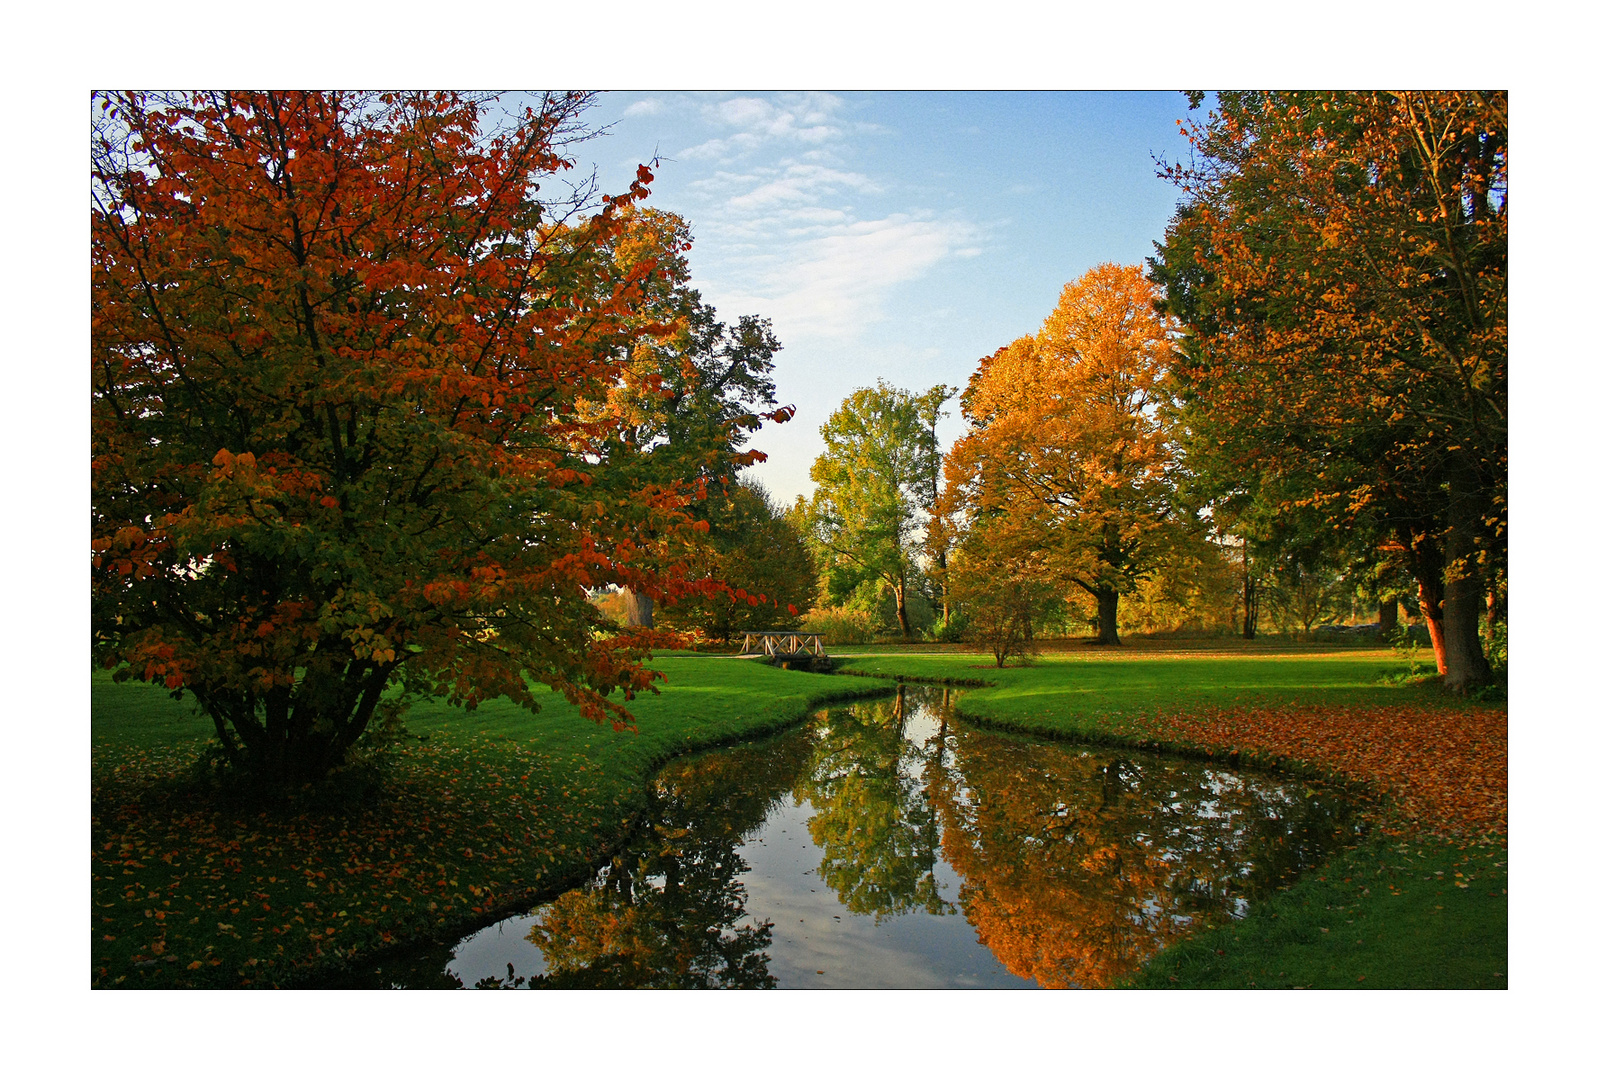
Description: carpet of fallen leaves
1158,704,1507,839
91,736,636,989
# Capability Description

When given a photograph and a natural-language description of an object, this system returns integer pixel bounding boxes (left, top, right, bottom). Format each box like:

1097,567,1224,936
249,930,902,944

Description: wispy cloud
622,98,664,118
637,93,983,344
714,214,982,340
679,93,850,161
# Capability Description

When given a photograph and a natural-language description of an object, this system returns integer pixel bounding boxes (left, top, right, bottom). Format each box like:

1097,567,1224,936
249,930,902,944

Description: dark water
345,686,1370,989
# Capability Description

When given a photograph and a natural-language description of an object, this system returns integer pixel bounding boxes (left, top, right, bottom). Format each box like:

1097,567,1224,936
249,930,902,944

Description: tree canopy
941,264,1188,645
90,91,786,785
1150,91,1506,689
795,381,948,639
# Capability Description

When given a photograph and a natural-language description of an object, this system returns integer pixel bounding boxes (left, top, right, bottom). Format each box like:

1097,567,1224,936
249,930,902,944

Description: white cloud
634,93,984,347
713,213,983,340
680,92,851,162
622,98,664,118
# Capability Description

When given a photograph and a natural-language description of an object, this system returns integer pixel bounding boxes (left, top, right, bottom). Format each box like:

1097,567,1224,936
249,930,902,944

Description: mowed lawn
92,639,1507,989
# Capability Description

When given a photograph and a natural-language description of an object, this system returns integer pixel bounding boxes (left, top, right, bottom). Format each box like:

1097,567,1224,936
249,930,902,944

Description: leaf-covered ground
1161,703,1507,839
93,737,630,987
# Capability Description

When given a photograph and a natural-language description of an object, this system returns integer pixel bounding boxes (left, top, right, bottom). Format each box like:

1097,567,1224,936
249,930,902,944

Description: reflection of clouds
739,797,1024,988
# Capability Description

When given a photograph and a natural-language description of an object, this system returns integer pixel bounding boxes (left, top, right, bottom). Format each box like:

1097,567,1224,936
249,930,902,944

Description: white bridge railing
738,631,826,659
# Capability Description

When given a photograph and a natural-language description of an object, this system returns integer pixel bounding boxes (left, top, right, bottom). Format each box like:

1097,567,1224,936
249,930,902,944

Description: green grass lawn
91,638,1506,989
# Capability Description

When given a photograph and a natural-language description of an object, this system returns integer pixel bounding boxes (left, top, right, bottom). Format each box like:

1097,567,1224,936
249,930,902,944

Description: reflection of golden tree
924,726,1352,989
927,746,1175,987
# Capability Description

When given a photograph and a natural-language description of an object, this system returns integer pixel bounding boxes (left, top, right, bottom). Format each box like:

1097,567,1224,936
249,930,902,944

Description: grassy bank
91,656,879,989
92,639,1507,989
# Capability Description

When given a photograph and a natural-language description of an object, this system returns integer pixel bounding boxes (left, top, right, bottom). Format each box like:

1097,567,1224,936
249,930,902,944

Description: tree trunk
1240,537,1258,639
895,574,910,639
621,588,654,629
192,658,393,787
1400,527,1449,676
1378,597,1398,638
1442,454,1492,693
1414,573,1447,676
938,548,950,628
1094,588,1121,645
1485,584,1503,629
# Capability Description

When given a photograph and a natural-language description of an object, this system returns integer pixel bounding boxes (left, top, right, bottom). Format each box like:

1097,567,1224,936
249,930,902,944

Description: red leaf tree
91,91,732,785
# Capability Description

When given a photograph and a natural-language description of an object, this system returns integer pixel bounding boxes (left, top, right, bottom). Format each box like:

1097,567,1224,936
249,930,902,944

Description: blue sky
548,91,1198,506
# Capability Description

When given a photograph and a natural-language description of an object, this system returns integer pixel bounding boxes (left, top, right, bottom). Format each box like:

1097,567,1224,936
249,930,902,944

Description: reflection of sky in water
406,686,1367,990
736,796,1033,989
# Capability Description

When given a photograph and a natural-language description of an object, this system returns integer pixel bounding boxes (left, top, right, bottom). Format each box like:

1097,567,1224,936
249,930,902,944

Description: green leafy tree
795,381,946,639
663,479,819,640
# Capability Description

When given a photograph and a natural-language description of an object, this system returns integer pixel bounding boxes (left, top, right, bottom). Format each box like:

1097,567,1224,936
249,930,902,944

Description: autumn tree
1151,91,1506,690
589,209,793,627
946,516,1064,666
663,479,818,641
941,265,1188,645
795,381,947,639
91,91,773,787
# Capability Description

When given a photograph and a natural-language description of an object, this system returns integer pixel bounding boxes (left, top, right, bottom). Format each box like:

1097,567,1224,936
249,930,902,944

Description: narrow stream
342,685,1371,989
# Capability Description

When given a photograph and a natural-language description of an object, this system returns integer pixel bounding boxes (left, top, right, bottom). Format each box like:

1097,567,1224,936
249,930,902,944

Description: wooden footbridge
738,631,827,664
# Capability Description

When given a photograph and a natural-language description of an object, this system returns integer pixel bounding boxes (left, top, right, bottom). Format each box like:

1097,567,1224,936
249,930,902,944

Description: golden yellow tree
941,264,1186,644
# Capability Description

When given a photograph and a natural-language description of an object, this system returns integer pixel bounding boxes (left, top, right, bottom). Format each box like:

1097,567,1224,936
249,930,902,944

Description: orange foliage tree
1151,92,1506,690
940,265,1189,645
91,91,770,786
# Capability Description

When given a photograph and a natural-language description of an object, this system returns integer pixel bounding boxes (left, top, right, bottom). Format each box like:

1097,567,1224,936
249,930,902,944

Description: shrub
800,606,876,646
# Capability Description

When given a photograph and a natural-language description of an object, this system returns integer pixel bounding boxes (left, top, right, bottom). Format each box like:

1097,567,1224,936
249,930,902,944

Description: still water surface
352,686,1369,989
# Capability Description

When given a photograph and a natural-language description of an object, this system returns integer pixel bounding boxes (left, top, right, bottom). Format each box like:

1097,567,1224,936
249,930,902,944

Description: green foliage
799,606,877,646
930,610,968,644
1483,619,1507,674
662,480,819,640
795,381,949,638
1119,539,1243,635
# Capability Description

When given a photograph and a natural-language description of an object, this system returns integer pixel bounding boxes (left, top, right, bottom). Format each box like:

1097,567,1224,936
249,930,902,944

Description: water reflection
346,685,1367,989
924,717,1364,987
797,691,953,922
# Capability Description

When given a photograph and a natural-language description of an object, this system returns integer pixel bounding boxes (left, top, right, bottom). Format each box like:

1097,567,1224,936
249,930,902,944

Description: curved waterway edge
325,684,1375,988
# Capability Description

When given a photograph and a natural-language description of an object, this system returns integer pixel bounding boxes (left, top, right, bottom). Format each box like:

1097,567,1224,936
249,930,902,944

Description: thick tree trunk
1093,588,1121,645
1378,597,1399,638
193,659,393,786
1400,527,1449,677
1442,454,1492,693
895,575,910,639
